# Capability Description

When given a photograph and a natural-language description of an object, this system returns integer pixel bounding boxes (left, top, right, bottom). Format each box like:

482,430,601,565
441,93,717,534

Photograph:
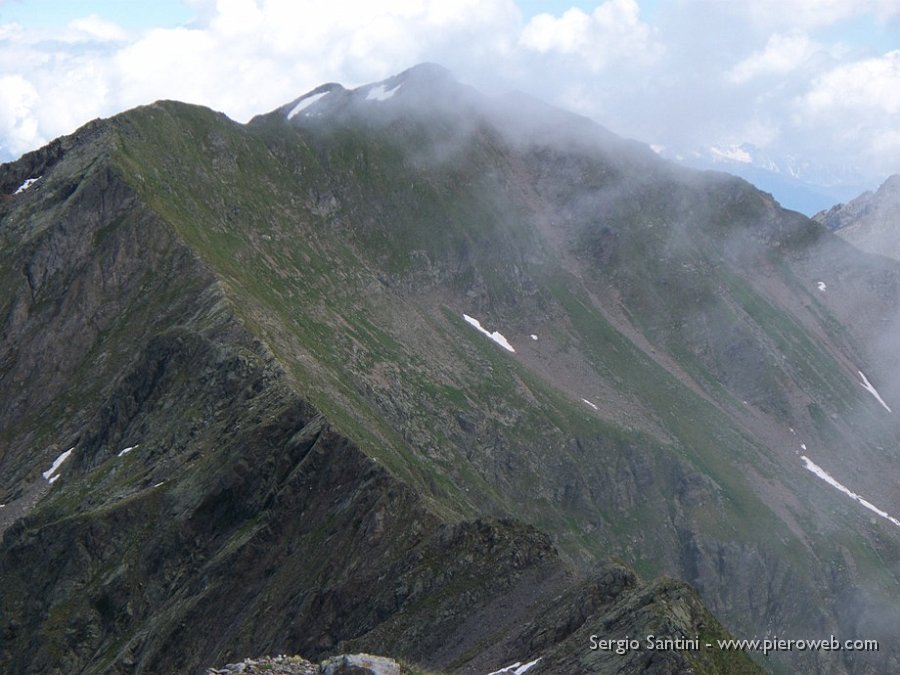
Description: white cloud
0,0,899,190
113,27,221,106
0,21,23,42
791,51,900,175
736,118,781,149
0,0,522,159
67,15,130,43
732,0,900,29
869,129,900,160
801,50,900,115
0,75,41,157
209,0,264,38
728,32,820,83
520,0,660,70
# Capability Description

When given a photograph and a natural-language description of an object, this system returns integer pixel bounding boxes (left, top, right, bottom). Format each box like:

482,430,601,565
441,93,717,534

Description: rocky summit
1,64,899,674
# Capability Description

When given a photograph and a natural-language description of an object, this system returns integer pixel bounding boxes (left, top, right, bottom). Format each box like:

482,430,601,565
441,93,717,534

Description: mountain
814,175,900,260
2,63,899,674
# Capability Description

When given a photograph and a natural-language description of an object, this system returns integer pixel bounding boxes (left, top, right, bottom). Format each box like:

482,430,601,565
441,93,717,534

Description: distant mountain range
665,142,873,216
2,64,899,674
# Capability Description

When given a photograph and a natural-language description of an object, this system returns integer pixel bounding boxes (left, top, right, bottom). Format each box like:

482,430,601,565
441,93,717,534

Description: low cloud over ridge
0,0,898,188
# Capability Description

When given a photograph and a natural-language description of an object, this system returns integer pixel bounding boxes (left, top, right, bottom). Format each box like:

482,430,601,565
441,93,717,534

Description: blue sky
0,0,193,29
1,0,899,204
0,1,635,26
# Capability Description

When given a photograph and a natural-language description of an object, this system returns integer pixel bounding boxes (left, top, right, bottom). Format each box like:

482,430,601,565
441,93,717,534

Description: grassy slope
106,101,899,666
111,102,732,556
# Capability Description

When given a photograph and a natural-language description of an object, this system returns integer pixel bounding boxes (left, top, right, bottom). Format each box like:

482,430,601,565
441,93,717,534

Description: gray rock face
210,655,318,674
209,653,397,675
321,653,401,675
815,174,900,259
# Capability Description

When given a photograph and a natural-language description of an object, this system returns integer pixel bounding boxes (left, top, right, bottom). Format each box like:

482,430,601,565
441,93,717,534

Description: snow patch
530,334,538,341
710,145,752,164
463,314,515,352
366,83,401,101
858,370,892,412
817,281,826,291
649,143,665,155
43,448,73,482
801,455,900,529
153,481,165,488
118,445,138,457
287,91,329,119
801,443,807,450
0,504,5,508
487,659,541,675
14,177,40,194
582,398,598,410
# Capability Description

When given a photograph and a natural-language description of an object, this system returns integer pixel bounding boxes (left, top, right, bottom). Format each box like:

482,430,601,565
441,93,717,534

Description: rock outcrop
209,653,400,675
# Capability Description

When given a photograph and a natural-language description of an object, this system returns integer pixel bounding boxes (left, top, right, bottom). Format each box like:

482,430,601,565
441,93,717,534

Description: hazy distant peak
877,173,900,194
394,61,454,83
356,62,475,105
269,63,651,169
816,172,900,261
815,173,900,227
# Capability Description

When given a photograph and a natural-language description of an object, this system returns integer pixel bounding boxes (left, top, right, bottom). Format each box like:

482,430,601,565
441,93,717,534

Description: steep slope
0,74,759,675
814,174,900,260
1,64,899,673
0,113,757,675
254,67,900,672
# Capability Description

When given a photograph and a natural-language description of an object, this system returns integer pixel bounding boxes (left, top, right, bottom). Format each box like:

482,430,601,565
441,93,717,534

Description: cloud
768,51,900,177
727,32,821,83
0,74,40,157
519,0,660,70
0,0,899,190
0,14,129,157
0,0,522,159
790,51,900,174
727,0,900,29
801,50,900,115
67,15,130,43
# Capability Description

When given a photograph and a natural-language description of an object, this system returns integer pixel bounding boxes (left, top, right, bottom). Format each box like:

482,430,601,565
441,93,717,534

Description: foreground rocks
210,653,401,675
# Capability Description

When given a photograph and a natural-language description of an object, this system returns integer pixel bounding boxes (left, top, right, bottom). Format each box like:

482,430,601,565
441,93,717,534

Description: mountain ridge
2,65,899,673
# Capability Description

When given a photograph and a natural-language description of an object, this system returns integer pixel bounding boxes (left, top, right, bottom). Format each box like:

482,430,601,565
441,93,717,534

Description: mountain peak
272,63,471,124
395,61,454,82
877,173,900,194
265,63,644,165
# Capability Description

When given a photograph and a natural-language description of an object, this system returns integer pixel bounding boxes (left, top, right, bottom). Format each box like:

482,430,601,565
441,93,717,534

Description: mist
2,0,900,211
